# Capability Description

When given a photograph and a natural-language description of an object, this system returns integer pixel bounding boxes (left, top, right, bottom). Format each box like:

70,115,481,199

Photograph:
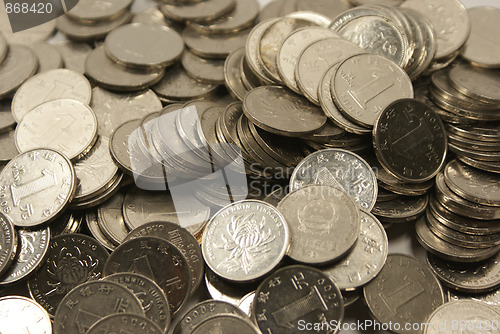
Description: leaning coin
85,211,116,252
332,54,413,128
290,148,377,211
372,195,429,223
373,98,447,183
85,46,165,92
0,226,49,285
12,69,92,123
0,45,38,99
243,86,327,137
444,159,500,207
192,314,260,334
88,313,162,334
322,211,387,290
278,185,360,264
202,200,289,282
0,213,16,278
97,191,130,246
0,296,51,334
174,300,248,334
124,221,204,296
27,233,110,317
103,236,192,314
0,149,76,228
53,281,144,334
424,300,500,334
364,254,445,334
0,130,18,164
252,265,344,334
15,99,98,161
427,252,500,293
238,292,255,315
104,273,170,332
105,23,184,69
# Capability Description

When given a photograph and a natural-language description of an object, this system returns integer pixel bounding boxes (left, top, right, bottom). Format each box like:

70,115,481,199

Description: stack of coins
2,0,500,332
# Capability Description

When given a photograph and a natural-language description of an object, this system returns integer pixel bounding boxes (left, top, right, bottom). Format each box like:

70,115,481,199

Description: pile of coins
1,0,500,332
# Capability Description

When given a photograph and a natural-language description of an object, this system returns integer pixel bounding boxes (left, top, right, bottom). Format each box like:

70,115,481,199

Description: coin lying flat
66,0,133,23
53,280,144,334
182,26,249,60
54,41,92,74
0,296,51,334
182,51,225,84
28,233,110,317
12,68,92,123
373,194,429,223
448,289,500,309
243,86,327,137
278,185,360,264
424,300,500,334
105,23,184,69
104,273,170,332
202,200,289,282
85,46,165,92
448,62,500,104
0,226,49,285
15,99,98,161
461,7,500,68
252,265,344,334
160,0,236,23
401,0,470,59
290,149,378,211
0,149,76,227
124,221,204,296
322,211,387,290
332,54,413,128
88,313,162,334
104,236,191,314
374,98,447,183
427,252,500,293
31,41,63,73
192,314,260,334
0,214,16,278
188,0,259,34
364,254,445,334
0,45,38,99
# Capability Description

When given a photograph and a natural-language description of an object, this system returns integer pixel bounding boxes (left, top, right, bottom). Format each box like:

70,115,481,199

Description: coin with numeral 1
252,265,344,334
0,149,76,227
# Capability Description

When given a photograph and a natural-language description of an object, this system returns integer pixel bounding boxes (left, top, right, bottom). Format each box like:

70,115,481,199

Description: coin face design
278,185,360,264
0,213,16,278
374,98,447,183
0,149,76,227
202,200,289,282
87,313,162,334
0,296,52,334
290,148,378,211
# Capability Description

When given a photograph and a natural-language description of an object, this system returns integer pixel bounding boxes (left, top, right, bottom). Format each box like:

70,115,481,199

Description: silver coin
322,210,387,290
424,300,500,334
278,185,360,264
0,149,75,227
448,288,500,310
90,87,162,138
290,148,378,211
31,42,63,73
15,99,98,161
364,254,445,334
122,187,210,237
401,0,470,59
448,62,500,105
66,0,133,23
0,101,15,135
202,200,289,282
0,226,50,285
427,252,500,293
238,292,255,316
86,211,116,251
0,45,38,99
296,37,363,105
205,266,257,306
54,41,92,74
182,26,249,60
297,0,351,19
0,213,16,278
85,46,165,92
243,86,327,137
160,0,236,23
277,27,341,94
192,314,261,334
97,191,129,246
332,53,413,128
182,51,225,85
444,159,500,207
74,137,118,202
372,194,428,223
224,48,250,101
105,23,184,69
0,32,6,64
0,130,18,164
0,296,51,334
87,313,162,334
12,68,92,123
